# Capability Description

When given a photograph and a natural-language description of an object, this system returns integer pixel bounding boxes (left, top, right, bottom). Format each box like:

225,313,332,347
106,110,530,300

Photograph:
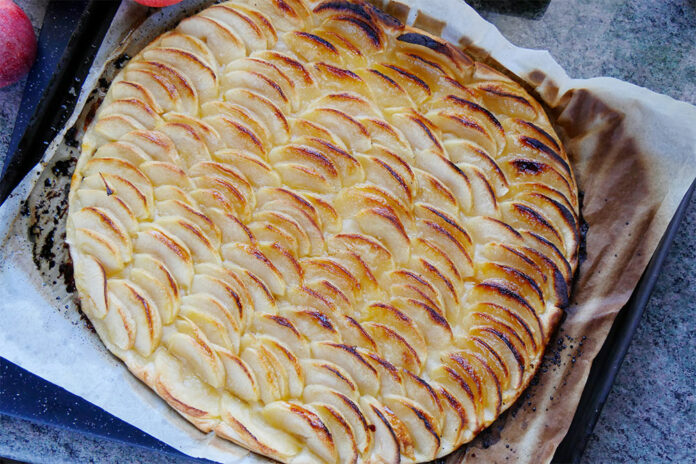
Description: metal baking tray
1,1,693,462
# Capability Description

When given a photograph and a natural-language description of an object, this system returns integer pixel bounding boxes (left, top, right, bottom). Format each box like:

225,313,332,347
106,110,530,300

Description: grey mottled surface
0,0,694,463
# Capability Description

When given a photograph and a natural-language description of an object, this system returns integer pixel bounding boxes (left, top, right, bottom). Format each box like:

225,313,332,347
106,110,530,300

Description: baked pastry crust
66,1,580,462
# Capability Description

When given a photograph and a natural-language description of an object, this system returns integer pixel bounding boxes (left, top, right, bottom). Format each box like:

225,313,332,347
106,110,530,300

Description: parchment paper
1,1,695,463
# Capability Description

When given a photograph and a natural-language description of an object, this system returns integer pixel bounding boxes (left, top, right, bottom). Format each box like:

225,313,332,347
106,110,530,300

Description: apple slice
108,279,162,357
176,15,245,64
263,401,337,463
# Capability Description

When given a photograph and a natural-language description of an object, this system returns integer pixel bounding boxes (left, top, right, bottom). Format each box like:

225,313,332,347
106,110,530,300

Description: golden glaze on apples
66,1,579,462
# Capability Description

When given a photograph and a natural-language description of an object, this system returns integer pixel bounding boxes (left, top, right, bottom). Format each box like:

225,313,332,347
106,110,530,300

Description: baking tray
0,1,693,463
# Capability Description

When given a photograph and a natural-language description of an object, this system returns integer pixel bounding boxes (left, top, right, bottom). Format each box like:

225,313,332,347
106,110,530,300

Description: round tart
67,1,580,462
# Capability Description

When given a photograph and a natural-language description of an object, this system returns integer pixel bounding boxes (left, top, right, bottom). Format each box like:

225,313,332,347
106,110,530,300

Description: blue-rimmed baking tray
0,1,693,463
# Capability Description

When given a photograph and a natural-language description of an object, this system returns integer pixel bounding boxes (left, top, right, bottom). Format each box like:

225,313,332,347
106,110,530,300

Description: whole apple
0,0,37,88
132,0,183,7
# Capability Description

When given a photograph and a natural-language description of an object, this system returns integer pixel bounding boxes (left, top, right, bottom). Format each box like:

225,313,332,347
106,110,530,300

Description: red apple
0,0,37,88
132,0,183,7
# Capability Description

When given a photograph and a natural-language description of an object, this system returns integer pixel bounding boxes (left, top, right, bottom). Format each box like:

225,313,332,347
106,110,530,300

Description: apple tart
66,0,580,462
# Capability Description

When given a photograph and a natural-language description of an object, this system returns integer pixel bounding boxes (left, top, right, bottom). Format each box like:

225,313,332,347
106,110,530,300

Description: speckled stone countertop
0,0,694,463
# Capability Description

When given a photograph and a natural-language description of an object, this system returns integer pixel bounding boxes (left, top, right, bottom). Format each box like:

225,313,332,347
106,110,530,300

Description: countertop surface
0,0,694,462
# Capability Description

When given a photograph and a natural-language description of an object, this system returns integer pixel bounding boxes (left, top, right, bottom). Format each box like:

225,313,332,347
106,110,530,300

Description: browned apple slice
155,199,221,250
301,359,358,397
263,401,338,463
155,217,219,264
303,384,372,454
205,208,255,245
430,365,479,431
230,266,277,316
319,12,385,53
176,15,245,64
328,233,393,278
213,150,281,188
217,394,300,461
389,110,442,153
121,68,179,113
130,268,177,326
99,98,161,130
444,139,508,196
435,384,469,446
387,269,441,307
467,280,542,348
391,297,453,350
285,30,342,64
248,221,299,256
241,342,287,403
94,114,146,141
253,312,308,357
401,371,443,427
70,206,131,260
363,303,427,363
108,279,162,357
311,342,380,396
158,122,211,168
102,290,135,350
202,5,268,52
259,335,304,398
180,304,239,353
121,130,179,164
181,293,241,340
283,306,340,342
74,189,138,234
415,149,473,212
156,31,215,69
215,348,258,401
142,47,217,101
359,397,401,464
361,117,412,158
153,185,191,204
311,403,359,464
383,395,440,461
416,219,473,280
355,206,410,265
73,227,124,273
429,100,504,155
154,349,220,420
71,253,107,318
228,57,295,108
257,242,302,288
301,257,359,295
412,238,464,290
134,227,193,288
224,88,289,144
364,322,422,373
467,320,527,390
167,318,226,388
303,107,370,153
222,243,285,295
356,68,414,109
374,63,430,105
472,81,539,121
500,201,564,255
205,112,268,157
413,258,459,318
274,162,338,193
190,273,244,326
127,60,198,114
110,80,162,114
93,140,150,166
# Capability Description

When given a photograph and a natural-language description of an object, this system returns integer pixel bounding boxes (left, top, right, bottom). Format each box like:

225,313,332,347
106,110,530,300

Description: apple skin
132,0,183,7
0,0,37,88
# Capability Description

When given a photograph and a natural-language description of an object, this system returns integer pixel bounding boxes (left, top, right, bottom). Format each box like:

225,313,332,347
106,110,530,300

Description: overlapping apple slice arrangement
66,1,579,462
